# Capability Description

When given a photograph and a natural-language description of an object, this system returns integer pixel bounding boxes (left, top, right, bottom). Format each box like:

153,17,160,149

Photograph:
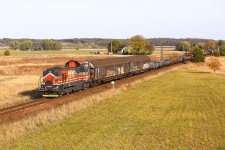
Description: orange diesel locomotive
38,60,90,97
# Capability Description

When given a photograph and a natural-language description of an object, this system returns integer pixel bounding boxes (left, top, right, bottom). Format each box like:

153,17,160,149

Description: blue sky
0,0,224,39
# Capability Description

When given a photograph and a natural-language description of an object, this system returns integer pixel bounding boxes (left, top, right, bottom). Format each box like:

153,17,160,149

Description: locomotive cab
38,60,91,98
38,67,64,97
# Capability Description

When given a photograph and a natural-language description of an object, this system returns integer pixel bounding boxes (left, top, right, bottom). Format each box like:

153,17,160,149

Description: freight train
38,55,190,97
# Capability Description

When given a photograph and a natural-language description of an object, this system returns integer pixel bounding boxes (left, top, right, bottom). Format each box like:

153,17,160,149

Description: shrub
191,47,205,62
4,50,10,56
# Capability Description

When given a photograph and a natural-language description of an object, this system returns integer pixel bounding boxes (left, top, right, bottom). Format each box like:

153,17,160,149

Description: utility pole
160,38,164,62
183,45,185,56
111,42,112,53
218,45,220,54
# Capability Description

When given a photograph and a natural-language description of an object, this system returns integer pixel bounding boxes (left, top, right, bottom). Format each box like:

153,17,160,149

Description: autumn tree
53,42,62,50
218,40,225,56
191,47,205,62
107,39,123,53
218,40,225,47
197,42,205,50
175,41,191,51
41,39,53,50
129,35,145,54
20,40,33,50
41,39,62,50
206,57,222,72
128,35,154,55
221,45,225,56
10,41,21,50
33,41,42,50
144,40,154,55
204,40,216,50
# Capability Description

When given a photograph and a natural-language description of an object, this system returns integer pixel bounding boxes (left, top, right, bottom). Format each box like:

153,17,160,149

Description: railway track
0,83,112,124
0,63,185,124
0,98,48,123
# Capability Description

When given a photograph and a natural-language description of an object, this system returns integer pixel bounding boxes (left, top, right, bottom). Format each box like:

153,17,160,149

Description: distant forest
0,38,212,49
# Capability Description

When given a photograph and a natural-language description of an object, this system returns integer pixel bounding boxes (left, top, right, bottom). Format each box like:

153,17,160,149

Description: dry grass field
151,51,183,60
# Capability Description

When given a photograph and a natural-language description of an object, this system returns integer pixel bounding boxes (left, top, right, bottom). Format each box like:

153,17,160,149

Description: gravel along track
0,63,186,124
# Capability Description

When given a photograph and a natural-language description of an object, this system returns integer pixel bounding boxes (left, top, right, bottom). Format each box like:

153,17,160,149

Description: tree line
9,39,62,51
175,40,225,56
0,38,219,48
150,38,210,46
63,42,104,49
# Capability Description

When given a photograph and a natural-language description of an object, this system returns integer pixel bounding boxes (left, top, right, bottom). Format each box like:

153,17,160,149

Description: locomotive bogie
40,80,90,97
